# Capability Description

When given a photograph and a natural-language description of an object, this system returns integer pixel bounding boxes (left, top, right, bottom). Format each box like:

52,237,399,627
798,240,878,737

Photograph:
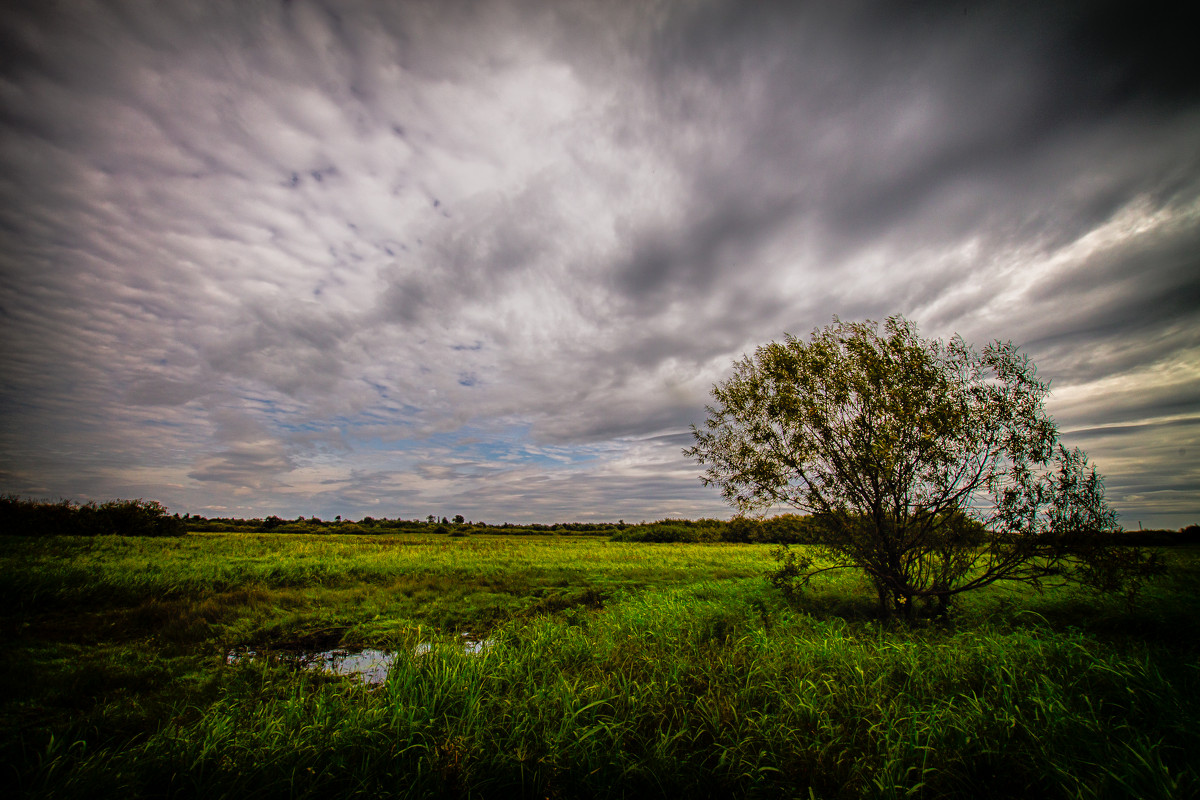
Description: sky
0,0,1197,527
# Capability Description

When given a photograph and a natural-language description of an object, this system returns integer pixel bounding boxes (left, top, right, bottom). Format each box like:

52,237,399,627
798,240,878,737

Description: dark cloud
1059,0,1200,109
1,0,1197,526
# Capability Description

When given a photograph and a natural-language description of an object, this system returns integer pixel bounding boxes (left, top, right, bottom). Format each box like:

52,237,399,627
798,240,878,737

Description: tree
686,316,1160,620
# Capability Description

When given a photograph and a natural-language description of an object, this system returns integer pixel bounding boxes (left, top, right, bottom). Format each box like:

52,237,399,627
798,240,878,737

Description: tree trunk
876,584,892,619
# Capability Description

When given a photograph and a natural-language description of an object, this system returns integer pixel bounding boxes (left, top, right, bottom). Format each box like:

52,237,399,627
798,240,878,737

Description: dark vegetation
0,496,186,537
193,512,628,536
192,513,827,542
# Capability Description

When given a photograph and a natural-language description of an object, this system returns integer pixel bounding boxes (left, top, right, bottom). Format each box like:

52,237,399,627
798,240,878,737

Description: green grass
2,533,1198,798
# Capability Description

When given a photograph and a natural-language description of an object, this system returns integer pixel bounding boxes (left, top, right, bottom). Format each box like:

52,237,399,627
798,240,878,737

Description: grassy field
2,532,1198,798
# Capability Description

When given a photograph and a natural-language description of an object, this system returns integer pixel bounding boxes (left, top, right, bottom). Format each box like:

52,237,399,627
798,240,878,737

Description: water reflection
460,631,494,655
224,647,397,686
224,634,494,685
311,648,397,685
412,633,494,657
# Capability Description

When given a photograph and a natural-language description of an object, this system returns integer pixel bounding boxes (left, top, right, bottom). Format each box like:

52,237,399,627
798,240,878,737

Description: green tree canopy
687,316,1160,619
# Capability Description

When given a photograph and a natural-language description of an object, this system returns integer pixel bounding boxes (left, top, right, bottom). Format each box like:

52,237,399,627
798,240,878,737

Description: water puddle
225,647,398,686
225,633,494,686
414,632,495,657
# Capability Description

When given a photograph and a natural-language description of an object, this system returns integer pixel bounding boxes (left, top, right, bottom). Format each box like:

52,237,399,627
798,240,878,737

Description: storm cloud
1,0,1197,526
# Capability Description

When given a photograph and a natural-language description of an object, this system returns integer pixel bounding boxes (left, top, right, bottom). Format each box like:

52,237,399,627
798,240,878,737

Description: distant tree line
189,511,1200,547
180,513,826,541
4,494,1195,546
0,496,186,537
183,515,630,536
609,515,825,543
603,515,1200,545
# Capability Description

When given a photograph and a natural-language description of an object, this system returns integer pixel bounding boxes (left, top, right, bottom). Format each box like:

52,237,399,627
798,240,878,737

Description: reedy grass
3,535,1199,798
16,581,1200,799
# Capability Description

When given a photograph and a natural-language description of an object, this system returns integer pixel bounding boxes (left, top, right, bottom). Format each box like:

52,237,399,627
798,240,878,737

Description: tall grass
18,581,1199,798
3,535,1199,798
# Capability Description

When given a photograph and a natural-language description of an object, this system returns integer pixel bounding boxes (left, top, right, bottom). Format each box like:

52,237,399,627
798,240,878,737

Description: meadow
2,531,1198,798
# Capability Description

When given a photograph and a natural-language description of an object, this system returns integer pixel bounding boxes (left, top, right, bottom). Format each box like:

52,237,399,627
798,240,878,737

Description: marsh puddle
413,632,495,657
225,634,494,686
225,647,398,686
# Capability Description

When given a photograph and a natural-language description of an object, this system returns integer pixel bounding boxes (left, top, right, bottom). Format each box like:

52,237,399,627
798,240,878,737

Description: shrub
0,496,186,537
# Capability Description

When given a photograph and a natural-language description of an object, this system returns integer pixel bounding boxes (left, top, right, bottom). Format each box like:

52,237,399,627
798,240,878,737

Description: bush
608,516,830,544
0,496,186,537
611,523,720,543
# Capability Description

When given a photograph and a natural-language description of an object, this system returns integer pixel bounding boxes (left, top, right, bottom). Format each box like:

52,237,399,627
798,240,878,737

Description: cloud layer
2,0,1197,526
